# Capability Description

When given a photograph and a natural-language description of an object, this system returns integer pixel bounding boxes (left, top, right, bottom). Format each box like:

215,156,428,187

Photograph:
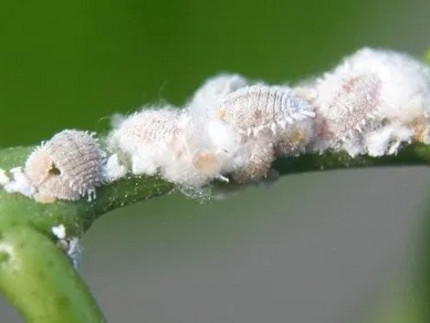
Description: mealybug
108,107,185,176
314,73,382,144
312,48,430,156
25,130,103,203
217,84,315,137
215,84,315,182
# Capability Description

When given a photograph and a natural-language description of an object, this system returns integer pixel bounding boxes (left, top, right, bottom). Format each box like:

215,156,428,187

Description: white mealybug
218,85,314,135
312,48,430,156
214,84,315,182
24,130,103,203
108,107,184,176
109,106,221,187
313,73,382,154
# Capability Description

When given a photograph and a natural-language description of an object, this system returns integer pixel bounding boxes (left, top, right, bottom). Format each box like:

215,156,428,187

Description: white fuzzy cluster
2,167,33,198
189,83,315,182
2,48,430,202
105,49,430,187
308,48,430,156
108,74,316,187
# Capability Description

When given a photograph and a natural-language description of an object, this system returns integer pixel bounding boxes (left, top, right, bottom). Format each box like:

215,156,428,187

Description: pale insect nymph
108,107,185,176
25,129,103,203
214,84,315,182
110,107,232,187
217,84,315,135
312,48,430,156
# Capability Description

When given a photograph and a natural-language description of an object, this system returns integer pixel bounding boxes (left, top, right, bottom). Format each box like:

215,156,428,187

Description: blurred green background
1,1,430,322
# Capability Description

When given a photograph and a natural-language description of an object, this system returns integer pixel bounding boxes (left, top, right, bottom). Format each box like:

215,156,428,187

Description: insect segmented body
214,84,315,182
110,107,222,186
25,130,103,202
312,48,430,156
218,84,315,137
314,73,382,153
109,107,184,175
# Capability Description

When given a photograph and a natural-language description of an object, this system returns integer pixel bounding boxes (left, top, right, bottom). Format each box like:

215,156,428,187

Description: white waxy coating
313,48,430,156
109,107,184,175
107,81,317,185
109,107,221,187
51,224,66,240
186,74,251,180
25,130,103,202
99,49,430,187
3,167,33,198
213,84,315,182
102,154,127,182
188,73,248,112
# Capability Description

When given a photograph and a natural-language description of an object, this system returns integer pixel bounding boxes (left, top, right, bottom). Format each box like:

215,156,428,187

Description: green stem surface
0,225,104,323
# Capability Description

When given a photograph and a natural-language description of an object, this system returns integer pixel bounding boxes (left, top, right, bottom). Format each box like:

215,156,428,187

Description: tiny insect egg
24,129,103,203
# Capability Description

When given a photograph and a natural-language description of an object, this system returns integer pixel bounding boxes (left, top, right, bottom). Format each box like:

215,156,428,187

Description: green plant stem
2,143,430,235
1,142,430,322
0,225,104,323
